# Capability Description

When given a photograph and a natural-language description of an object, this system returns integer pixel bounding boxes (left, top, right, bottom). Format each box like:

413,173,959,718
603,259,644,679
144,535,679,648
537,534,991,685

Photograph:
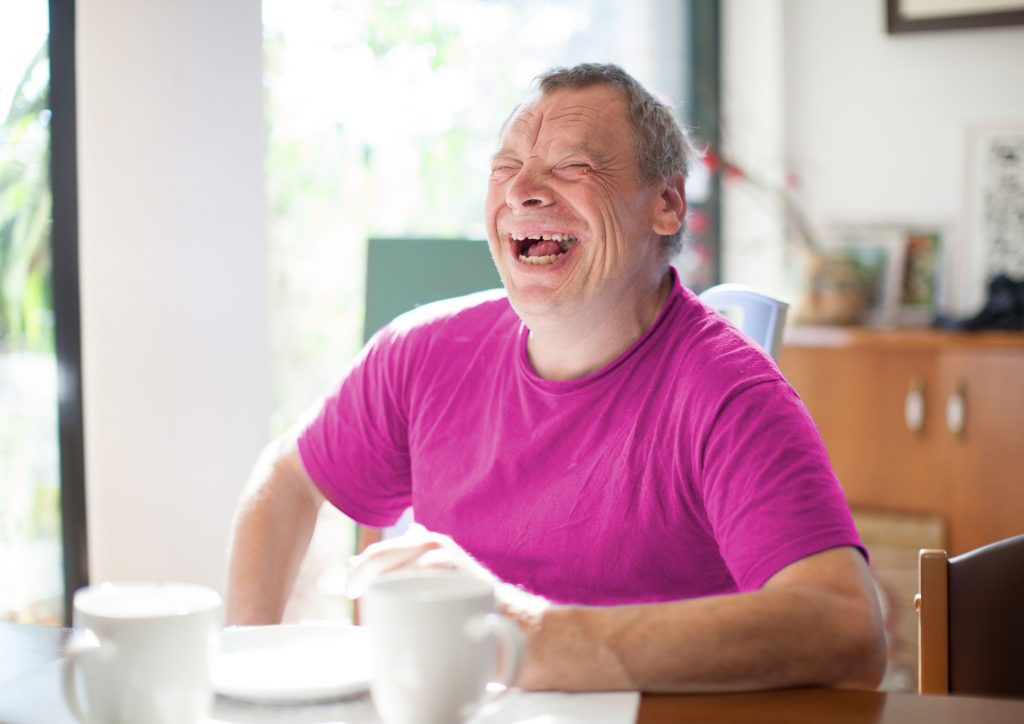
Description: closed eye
556,162,592,176
490,164,519,177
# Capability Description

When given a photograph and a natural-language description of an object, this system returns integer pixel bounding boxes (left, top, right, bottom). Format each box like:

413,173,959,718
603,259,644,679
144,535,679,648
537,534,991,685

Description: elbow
841,629,887,690
835,601,888,690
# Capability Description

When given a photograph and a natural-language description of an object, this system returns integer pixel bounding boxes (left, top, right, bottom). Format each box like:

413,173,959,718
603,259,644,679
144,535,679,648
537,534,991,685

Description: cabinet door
781,345,943,513
939,350,1024,555
781,346,878,492
867,349,944,513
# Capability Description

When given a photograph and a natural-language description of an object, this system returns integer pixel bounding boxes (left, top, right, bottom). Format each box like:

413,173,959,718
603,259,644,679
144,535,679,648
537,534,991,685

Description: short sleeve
699,379,866,591
297,328,413,527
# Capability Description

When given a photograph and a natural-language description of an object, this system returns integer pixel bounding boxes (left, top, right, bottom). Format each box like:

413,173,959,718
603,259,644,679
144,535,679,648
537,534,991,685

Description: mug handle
465,613,524,700
62,630,107,724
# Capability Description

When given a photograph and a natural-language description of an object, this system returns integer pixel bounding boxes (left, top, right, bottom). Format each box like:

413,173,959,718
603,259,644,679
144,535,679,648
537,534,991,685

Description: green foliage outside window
0,37,62,624
0,42,51,354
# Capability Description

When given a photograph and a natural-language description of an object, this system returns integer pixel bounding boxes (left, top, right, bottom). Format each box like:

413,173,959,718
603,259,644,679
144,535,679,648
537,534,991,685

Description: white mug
62,582,222,724
362,571,523,724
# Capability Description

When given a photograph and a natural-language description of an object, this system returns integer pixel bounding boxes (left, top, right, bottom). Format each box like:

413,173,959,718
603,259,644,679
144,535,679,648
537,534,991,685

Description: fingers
345,526,500,599
416,546,461,570
345,539,441,599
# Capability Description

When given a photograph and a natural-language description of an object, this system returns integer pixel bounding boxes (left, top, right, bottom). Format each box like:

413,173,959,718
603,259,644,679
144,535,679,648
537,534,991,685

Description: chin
505,286,571,322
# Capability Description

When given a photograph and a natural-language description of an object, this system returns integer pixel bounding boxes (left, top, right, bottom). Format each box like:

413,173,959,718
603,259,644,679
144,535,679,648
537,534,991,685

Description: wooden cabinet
938,349,1024,553
780,327,1024,556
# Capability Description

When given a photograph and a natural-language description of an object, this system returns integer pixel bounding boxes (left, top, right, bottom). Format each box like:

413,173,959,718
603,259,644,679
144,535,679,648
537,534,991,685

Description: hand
346,523,549,620
345,524,497,599
347,523,556,689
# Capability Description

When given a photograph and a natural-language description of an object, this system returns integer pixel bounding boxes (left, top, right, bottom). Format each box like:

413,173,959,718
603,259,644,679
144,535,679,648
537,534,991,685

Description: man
226,63,886,692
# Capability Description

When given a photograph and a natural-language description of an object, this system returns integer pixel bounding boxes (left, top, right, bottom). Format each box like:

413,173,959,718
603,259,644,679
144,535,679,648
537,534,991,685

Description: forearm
225,442,322,625
522,587,881,692
517,550,886,693
348,534,885,693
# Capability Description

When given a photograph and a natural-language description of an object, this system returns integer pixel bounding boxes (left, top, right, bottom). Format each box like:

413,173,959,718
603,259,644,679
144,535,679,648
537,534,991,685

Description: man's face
484,84,669,320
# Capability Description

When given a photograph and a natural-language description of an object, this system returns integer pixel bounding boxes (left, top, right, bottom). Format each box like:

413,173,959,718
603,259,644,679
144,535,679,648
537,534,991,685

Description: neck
524,270,673,380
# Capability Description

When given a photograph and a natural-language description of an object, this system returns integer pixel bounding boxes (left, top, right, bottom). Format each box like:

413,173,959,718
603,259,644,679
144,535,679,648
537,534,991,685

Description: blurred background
2,0,1023,692
1,0,712,626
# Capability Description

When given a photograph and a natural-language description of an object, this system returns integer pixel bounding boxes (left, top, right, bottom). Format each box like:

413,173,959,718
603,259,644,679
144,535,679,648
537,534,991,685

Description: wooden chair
916,534,1024,697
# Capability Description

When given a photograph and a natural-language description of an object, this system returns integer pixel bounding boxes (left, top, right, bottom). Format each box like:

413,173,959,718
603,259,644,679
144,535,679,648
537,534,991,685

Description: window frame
48,0,88,624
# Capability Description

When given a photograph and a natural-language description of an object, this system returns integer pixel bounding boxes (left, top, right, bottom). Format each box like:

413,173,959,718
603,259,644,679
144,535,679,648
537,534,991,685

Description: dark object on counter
935,274,1024,331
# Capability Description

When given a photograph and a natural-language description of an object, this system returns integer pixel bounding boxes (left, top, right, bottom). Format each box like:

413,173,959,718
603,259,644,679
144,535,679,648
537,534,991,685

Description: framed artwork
828,225,903,326
887,0,1024,33
827,224,945,327
961,126,1024,314
899,230,943,325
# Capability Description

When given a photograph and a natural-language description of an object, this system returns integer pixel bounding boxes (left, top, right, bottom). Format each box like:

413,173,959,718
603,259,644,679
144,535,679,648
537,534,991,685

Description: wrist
516,605,635,691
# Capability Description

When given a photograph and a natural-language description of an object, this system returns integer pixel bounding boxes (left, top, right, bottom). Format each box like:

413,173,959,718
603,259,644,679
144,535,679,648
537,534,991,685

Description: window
264,0,712,427
262,0,717,620
0,2,59,624
0,0,85,625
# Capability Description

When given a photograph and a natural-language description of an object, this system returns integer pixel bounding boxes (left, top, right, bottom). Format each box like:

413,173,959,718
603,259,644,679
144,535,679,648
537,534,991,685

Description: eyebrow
563,141,607,164
490,147,516,162
490,141,607,165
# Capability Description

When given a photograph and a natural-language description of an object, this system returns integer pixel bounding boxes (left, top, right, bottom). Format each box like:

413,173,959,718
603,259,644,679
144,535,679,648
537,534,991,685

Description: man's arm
351,538,886,692
519,546,886,692
225,438,325,625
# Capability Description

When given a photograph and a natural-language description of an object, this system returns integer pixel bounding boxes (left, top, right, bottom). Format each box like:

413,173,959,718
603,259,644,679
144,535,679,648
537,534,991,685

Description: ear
651,174,687,236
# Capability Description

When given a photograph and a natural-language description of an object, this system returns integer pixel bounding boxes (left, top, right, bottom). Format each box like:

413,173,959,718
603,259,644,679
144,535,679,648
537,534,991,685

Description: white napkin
209,689,640,724
473,690,640,724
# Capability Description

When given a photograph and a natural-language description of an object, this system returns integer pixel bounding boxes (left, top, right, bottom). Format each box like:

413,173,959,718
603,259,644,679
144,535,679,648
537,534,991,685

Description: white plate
212,624,371,703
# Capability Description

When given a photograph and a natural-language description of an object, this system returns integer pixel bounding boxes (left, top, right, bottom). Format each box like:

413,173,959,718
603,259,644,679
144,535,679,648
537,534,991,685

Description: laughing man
226,63,886,692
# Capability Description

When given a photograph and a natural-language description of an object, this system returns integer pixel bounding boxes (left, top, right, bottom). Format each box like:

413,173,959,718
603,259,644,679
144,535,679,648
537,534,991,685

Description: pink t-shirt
298,268,864,605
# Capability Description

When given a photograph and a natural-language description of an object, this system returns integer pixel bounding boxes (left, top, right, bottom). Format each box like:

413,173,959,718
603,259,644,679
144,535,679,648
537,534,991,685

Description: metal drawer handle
905,376,925,433
946,382,966,436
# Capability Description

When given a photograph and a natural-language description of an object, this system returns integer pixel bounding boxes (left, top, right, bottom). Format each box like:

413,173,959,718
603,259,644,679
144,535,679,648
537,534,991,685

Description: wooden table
3,623,1023,723
639,688,1024,723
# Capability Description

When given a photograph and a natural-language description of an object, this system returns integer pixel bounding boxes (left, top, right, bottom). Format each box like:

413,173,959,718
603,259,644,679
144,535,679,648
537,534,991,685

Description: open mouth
510,233,579,266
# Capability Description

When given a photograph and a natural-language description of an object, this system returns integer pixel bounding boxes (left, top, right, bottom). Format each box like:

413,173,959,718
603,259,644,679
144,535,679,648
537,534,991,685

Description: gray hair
534,63,694,256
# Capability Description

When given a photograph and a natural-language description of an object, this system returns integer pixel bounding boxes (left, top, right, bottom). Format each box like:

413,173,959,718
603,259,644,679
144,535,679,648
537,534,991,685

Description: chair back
358,239,499,558
363,237,500,342
698,284,789,359
916,534,1024,698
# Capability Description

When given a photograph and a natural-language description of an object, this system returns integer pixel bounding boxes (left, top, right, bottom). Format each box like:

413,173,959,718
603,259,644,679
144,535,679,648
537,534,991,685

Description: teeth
509,233,577,243
509,232,578,264
518,253,563,265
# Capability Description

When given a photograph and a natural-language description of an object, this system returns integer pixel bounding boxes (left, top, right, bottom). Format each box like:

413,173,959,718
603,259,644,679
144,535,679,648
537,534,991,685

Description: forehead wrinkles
501,97,628,159
548,102,611,125
505,105,543,150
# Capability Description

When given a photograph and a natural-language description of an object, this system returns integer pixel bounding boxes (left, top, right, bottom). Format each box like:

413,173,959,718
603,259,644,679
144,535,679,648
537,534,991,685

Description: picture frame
827,225,904,327
827,224,945,327
898,229,943,326
887,0,1024,33
961,126,1024,314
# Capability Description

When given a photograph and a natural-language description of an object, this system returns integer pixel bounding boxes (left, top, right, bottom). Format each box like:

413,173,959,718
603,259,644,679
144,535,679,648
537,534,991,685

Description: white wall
77,0,270,593
721,0,789,299
723,0,1024,312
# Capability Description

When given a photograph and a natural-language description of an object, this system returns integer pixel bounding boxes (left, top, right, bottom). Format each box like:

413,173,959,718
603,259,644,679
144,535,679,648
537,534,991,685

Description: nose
505,165,553,210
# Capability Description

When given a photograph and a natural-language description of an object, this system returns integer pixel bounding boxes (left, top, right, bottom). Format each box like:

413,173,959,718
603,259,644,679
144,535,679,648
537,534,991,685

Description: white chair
698,284,789,360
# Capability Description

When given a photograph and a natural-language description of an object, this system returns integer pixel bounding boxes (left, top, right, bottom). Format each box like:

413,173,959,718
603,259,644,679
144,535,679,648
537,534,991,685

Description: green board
363,238,503,342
